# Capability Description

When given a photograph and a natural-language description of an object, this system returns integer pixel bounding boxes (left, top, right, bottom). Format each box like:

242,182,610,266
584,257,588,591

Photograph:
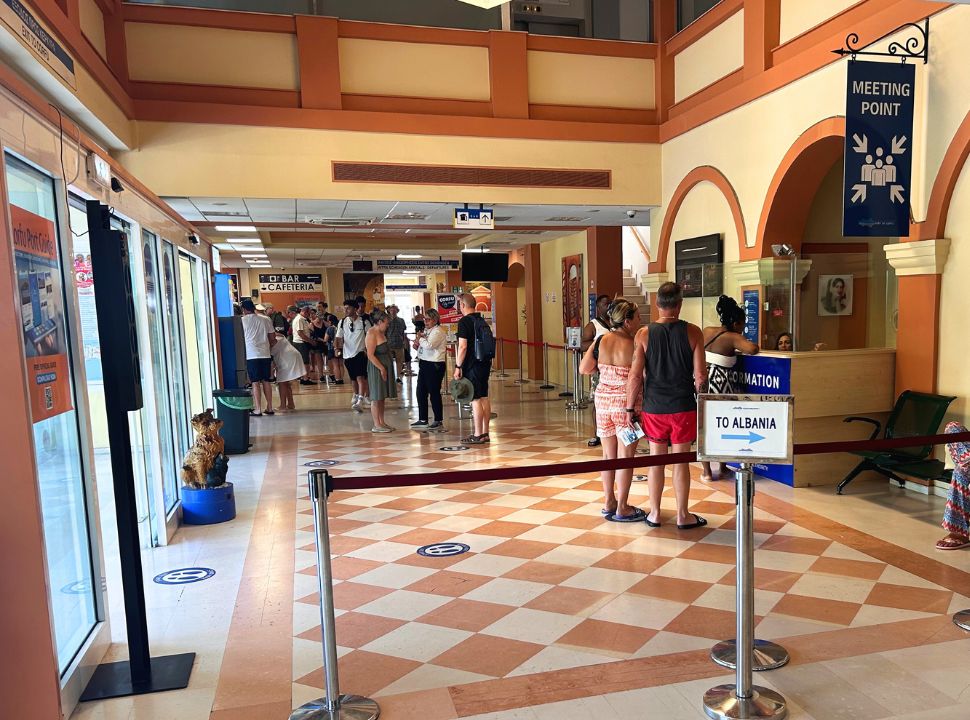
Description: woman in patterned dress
701,296,759,482
937,422,970,550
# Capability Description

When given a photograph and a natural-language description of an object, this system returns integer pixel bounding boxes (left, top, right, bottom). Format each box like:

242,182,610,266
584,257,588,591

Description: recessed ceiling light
215,243,233,250
226,237,262,243
461,247,490,253
397,254,422,259
402,270,420,275
240,253,267,258
215,225,257,232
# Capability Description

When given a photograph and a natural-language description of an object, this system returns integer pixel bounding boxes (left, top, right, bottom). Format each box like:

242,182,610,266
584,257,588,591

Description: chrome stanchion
703,463,787,720
496,339,509,378
564,350,587,411
539,342,555,390
291,470,380,720
954,610,970,631
559,347,572,398
514,341,529,384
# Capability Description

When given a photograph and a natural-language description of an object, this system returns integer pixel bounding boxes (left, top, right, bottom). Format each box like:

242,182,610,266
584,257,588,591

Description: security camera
188,234,200,245
626,210,637,218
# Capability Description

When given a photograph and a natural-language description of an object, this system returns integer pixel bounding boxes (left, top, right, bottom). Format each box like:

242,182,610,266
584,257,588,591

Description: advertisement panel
12,205,74,420
437,293,462,324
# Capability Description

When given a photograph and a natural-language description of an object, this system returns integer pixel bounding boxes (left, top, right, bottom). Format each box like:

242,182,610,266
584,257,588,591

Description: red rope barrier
329,431,970,492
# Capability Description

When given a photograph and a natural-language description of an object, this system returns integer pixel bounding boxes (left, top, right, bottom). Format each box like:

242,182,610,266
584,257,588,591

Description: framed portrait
562,254,583,333
818,274,853,316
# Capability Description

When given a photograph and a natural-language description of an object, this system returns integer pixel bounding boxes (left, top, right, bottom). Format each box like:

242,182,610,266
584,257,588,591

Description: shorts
464,361,490,400
594,389,627,438
246,357,272,383
641,410,697,445
293,342,310,364
344,353,368,380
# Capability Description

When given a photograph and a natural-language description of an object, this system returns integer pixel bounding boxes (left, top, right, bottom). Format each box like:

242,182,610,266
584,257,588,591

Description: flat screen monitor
461,252,509,282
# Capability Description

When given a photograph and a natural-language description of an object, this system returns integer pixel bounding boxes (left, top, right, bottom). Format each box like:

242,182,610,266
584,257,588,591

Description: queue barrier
297,431,970,720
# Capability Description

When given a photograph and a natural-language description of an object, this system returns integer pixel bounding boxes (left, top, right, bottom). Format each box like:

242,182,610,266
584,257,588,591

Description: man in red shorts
625,281,708,530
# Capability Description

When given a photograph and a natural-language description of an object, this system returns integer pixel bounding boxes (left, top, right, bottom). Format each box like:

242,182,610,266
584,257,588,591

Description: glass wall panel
179,254,205,415
6,153,97,673
161,242,191,469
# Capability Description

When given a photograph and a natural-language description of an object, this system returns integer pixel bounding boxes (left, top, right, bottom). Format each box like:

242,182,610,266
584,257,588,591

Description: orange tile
549,514,607,530
329,556,385,581
718,517,787,534
808,556,886,581
297,612,405,648
594,552,671,574
524,586,613,615
664,605,743,640
510,485,565,497
473,521,535,537
376,688,457,719
392,511,455,528
486,539,559,559
329,536,378,556
679,543,737,565
210,700,293,719
449,491,504,504
528,498,587,513
332,582,394,611
396,552,473,569
378,497,436,511
771,594,861,625
502,561,582,585
567,532,637,550
689,500,737,515
865,583,953,614
458,504,519,520
628,575,712,603
432,634,544,676
718,567,801,593
404,571,493,597
329,517,369,534
758,535,832,556
297,650,420,696
392,527,461,546
417,598,515,632
556,618,657,654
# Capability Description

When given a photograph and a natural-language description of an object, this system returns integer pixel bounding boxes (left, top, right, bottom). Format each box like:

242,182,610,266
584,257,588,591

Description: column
587,226,624,301
885,238,950,394
641,272,669,322
524,243,544,379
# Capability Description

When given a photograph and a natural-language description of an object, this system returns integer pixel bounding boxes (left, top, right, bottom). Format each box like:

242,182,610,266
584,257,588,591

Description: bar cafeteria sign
259,274,322,292
842,60,915,237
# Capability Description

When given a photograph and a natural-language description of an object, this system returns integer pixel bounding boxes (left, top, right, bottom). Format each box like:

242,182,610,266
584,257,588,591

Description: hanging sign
842,60,915,237
12,205,74,421
377,259,458,272
453,208,494,230
258,274,321,292
437,293,462,324
697,394,794,464
0,0,76,89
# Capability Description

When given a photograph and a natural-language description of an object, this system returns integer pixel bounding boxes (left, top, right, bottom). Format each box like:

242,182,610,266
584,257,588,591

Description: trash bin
214,388,253,455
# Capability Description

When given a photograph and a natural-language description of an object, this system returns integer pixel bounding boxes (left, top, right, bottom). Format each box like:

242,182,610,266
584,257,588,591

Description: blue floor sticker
417,542,470,558
153,568,216,585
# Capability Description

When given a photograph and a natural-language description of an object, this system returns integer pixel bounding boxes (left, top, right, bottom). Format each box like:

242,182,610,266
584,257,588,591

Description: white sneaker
371,426,392,433
351,394,359,408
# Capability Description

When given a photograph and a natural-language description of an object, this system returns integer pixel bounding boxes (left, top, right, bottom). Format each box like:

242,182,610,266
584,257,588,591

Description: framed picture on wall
818,274,853,316
562,254,583,332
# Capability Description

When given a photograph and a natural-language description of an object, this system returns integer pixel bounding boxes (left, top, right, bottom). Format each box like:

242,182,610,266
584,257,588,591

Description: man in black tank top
625,282,708,530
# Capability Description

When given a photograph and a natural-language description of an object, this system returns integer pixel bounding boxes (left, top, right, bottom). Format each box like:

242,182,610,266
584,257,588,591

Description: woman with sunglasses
365,309,396,432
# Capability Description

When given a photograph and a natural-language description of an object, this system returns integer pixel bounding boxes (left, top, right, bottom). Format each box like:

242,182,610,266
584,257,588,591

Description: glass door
6,153,98,673
160,241,191,467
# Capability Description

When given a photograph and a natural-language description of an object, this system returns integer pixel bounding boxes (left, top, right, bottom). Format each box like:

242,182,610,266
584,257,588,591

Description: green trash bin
214,389,253,455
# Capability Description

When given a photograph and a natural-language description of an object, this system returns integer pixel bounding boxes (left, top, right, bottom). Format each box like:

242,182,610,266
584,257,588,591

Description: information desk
726,349,895,487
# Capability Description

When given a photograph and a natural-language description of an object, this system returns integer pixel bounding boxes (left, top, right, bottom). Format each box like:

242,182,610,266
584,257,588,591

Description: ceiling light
240,253,267,258
402,270,420,275
226,237,262,244
397,254,422,259
215,225,257,232
215,243,233,251
462,247,490,253
456,0,507,8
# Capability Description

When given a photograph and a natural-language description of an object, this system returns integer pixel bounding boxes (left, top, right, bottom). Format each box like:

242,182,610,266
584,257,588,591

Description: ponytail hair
715,295,744,329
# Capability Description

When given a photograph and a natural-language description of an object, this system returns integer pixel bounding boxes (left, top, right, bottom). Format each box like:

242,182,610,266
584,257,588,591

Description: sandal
677,513,708,530
249,411,262,417
462,435,483,444
607,507,647,523
936,535,970,551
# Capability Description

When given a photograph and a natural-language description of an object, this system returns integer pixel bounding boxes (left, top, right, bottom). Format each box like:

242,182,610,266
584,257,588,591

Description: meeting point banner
12,204,74,422
842,60,916,238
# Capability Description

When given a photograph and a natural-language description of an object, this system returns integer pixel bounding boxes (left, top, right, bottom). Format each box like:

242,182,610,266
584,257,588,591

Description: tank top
643,320,697,414
592,317,611,339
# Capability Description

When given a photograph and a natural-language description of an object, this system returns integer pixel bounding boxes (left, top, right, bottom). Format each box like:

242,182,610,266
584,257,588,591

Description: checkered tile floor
288,425,967,701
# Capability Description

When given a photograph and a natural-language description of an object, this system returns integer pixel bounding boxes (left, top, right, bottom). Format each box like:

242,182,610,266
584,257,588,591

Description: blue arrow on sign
721,431,765,444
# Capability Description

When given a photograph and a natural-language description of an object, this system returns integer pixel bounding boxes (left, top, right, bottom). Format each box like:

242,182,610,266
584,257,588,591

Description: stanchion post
955,610,970,631
290,470,380,720
514,340,529,384
540,342,555,390
703,463,787,720
564,350,587,411
496,339,509,378
559,346,572,398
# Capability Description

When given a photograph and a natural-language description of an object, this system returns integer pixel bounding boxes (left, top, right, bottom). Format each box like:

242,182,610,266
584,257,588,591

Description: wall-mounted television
461,252,509,282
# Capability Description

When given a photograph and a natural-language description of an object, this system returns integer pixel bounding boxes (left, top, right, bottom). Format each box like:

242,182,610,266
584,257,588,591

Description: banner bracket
833,18,929,64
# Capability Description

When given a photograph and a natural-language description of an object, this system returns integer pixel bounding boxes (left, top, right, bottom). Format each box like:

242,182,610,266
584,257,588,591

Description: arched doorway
494,261,525,369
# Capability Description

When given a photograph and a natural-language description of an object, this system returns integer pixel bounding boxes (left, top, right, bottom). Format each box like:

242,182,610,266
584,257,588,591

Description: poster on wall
561,254,583,333
12,205,74,420
72,234,101,382
437,293,462,324
742,289,760,344
466,283,492,319
818,274,853,316
343,272,383,312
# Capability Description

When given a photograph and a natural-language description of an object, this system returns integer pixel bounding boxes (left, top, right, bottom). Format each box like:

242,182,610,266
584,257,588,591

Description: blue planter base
182,482,236,525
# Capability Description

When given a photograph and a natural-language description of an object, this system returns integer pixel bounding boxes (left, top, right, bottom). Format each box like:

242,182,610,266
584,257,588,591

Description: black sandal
677,513,708,530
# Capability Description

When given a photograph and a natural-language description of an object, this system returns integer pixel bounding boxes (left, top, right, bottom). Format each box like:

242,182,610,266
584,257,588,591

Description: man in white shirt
336,299,371,412
287,305,314,385
241,299,277,416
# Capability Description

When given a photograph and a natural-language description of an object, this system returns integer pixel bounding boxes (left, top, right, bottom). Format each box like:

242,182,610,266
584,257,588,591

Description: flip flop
645,514,661,528
249,411,262,417
677,513,708,530
936,536,970,551
601,507,617,516
608,507,647,523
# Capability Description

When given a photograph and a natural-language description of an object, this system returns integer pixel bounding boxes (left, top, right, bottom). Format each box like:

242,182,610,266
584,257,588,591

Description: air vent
545,216,589,222
202,210,249,217
333,162,611,189
494,216,513,222
510,230,543,235
304,216,375,227
385,213,428,221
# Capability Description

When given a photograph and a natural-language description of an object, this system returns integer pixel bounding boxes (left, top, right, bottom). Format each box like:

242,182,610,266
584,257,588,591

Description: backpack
472,315,496,362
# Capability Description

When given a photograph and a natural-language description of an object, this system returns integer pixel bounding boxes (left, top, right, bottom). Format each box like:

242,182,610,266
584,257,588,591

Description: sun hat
448,377,475,403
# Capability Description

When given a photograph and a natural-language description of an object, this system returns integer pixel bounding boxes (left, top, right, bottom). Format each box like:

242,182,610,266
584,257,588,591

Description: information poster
72,233,101,382
742,289,759,344
437,293,462,324
561,254,583,331
12,205,73,420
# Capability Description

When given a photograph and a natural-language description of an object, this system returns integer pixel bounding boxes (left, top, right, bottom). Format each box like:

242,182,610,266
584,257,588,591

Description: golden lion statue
181,409,227,489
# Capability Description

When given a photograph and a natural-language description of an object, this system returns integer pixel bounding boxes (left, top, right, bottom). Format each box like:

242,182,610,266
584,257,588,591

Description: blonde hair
425,308,440,325
608,299,639,329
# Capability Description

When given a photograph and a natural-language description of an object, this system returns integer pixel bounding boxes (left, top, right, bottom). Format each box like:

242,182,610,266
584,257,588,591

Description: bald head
460,293,476,314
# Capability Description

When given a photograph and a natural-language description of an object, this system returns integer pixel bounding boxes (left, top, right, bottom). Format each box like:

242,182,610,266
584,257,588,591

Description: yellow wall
125,22,300,90
79,0,106,61
539,231,586,386
779,0,861,44
663,180,741,329
527,51,655,109
75,65,134,148
938,164,970,426
119,121,662,205
338,38,490,100
673,9,744,103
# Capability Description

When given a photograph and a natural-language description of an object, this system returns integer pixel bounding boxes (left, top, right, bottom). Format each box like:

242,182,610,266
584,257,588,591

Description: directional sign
454,207,494,230
697,394,793,464
842,60,915,237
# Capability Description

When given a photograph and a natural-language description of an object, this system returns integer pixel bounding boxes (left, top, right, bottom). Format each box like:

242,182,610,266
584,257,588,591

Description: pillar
641,272,669,323
885,238,950,395
587,226,624,304
524,243,544,379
